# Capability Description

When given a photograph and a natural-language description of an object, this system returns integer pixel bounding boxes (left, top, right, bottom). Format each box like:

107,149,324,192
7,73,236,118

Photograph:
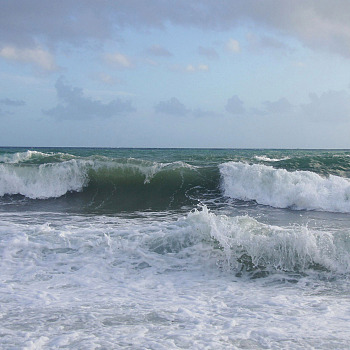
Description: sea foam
220,161,350,213
186,206,350,274
0,160,89,198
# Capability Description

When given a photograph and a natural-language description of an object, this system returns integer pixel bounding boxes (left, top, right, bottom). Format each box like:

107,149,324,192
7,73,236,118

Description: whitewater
1,148,350,349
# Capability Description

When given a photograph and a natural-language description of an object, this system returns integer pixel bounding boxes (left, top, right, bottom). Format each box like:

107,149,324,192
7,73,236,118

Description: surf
220,161,350,213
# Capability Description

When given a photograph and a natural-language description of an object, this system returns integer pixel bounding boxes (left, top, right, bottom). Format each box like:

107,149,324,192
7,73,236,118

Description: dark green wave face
1,147,350,213
73,165,221,213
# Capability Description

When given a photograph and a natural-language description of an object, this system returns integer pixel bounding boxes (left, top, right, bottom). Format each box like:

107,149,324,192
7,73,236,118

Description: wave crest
220,162,350,213
186,207,350,275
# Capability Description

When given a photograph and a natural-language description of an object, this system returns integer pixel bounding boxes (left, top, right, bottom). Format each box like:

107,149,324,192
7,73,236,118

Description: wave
0,153,220,211
254,155,290,162
2,150,350,214
0,150,76,164
0,159,90,199
144,206,350,276
220,161,350,213
185,207,350,275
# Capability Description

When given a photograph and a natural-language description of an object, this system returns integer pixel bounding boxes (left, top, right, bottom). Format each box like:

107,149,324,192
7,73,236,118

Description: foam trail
220,161,350,213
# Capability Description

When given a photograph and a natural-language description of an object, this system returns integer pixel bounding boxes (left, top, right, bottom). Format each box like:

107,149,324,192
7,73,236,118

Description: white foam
186,206,350,274
254,155,290,162
0,150,44,163
220,161,350,213
1,209,350,349
0,159,90,198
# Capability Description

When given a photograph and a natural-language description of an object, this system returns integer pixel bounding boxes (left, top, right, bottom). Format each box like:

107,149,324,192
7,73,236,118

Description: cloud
197,46,219,60
155,97,219,118
2,1,350,58
170,64,209,73
0,46,57,71
94,73,121,86
192,109,222,118
155,97,188,116
105,52,133,68
146,45,172,57
262,98,294,114
0,98,26,107
246,33,291,52
225,95,245,115
302,90,350,122
186,64,209,72
226,38,241,53
44,77,135,120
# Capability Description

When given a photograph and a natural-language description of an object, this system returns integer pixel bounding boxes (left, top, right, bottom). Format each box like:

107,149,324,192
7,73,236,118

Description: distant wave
220,161,350,213
254,155,290,162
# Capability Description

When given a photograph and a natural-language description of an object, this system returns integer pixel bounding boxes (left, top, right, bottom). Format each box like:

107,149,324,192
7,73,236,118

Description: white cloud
226,39,240,53
186,64,196,72
105,52,132,68
98,73,114,84
0,46,57,71
170,64,209,73
198,64,209,71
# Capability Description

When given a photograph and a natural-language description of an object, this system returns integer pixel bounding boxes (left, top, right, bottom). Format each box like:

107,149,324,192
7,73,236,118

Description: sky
1,0,350,148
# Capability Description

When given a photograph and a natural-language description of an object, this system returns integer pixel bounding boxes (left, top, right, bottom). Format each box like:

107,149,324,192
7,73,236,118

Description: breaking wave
184,207,350,275
220,161,350,213
0,151,219,211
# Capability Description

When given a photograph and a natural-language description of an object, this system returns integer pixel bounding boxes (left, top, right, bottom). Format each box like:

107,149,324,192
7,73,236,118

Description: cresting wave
0,151,220,211
183,207,350,275
3,151,350,214
220,161,350,213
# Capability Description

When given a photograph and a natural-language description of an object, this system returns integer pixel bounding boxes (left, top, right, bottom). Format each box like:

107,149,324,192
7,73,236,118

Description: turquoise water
1,148,350,348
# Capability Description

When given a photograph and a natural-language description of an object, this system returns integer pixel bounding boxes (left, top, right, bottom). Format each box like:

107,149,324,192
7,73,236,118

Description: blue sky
1,0,350,148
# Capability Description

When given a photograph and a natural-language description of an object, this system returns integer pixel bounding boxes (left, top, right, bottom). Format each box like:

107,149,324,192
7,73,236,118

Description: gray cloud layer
226,95,245,115
44,78,135,120
2,1,350,58
302,90,350,122
0,98,25,107
154,97,221,118
155,98,188,116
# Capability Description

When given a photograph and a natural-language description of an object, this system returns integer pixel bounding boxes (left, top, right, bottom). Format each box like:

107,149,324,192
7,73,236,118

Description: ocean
1,147,350,349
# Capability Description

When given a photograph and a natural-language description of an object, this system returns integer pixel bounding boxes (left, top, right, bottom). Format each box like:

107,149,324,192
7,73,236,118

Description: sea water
0,148,350,349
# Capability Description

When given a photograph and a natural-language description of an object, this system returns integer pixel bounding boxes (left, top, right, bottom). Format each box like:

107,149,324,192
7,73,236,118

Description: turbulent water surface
1,147,350,349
